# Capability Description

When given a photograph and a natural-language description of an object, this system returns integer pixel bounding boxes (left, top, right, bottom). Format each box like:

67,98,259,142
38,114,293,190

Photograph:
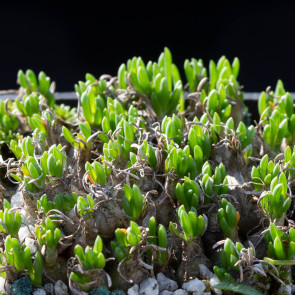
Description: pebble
32,289,46,295
11,191,22,208
139,278,159,295
44,283,54,294
279,285,292,295
128,284,139,295
172,290,188,295
25,237,37,255
11,192,35,226
0,276,10,294
199,264,214,280
182,278,206,294
286,285,292,295
209,275,222,295
157,273,178,292
18,226,31,243
193,292,210,295
54,280,69,295
159,291,173,295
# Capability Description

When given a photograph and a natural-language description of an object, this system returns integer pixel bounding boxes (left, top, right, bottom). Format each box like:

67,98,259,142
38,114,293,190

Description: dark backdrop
1,2,295,92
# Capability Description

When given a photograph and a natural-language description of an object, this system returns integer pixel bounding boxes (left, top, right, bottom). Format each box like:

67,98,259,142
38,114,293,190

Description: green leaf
213,112,221,134
74,245,86,264
132,185,144,218
130,221,141,242
209,60,217,90
148,217,157,245
225,201,237,229
188,211,198,237
17,70,28,89
259,154,268,180
95,252,106,269
26,69,38,91
195,215,206,236
180,209,193,238
29,163,41,179
10,173,23,182
47,154,57,176
137,67,151,94
222,105,232,121
62,126,75,145
81,92,93,124
164,47,172,91
274,237,286,260
278,118,288,140
124,184,133,202
130,71,144,93
290,227,295,242
207,90,218,114
273,184,283,204
79,122,92,140
33,251,43,286
213,281,263,295
93,161,106,185
118,64,127,89
158,224,167,248
114,246,127,261
264,256,295,266
13,212,22,236
115,229,127,247
236,122,247,142
258,92,267,117
38,71,50,94
127,231,138,246
184,60,194,92
159,77,170,111
232,58,240,79
283,93,294,118
158,224,167,263
28,116,47,135
226,117,234,131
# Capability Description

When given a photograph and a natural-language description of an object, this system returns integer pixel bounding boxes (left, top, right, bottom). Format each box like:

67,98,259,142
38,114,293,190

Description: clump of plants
0,48,295,295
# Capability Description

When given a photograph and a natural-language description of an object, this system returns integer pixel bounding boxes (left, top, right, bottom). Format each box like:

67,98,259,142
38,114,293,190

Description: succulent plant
175,177,200,211
169,205,207,243
264,223,295,261
217,198,240,241
122,184,146,219
0,200,22,237
71,235,109,291
17,69,55,107
118,47,183,117
36,217,61,267
259,173,290,226
251,154,280,190
1,48,295,293
4,236,43,286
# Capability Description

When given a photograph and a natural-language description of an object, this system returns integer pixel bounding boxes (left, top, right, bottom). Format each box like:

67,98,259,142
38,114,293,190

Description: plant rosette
3,49,295,294
110,220,167,289
169,205,211,279
68,236,112,293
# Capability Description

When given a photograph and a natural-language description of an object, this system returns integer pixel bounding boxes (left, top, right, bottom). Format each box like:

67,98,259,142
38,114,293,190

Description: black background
1,2,295,92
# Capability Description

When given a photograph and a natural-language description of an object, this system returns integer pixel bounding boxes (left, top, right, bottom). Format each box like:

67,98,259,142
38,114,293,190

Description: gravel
157,273,178,292
139,278,159,295
182,278,206,294
128,284,139,295
54,280,69,295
